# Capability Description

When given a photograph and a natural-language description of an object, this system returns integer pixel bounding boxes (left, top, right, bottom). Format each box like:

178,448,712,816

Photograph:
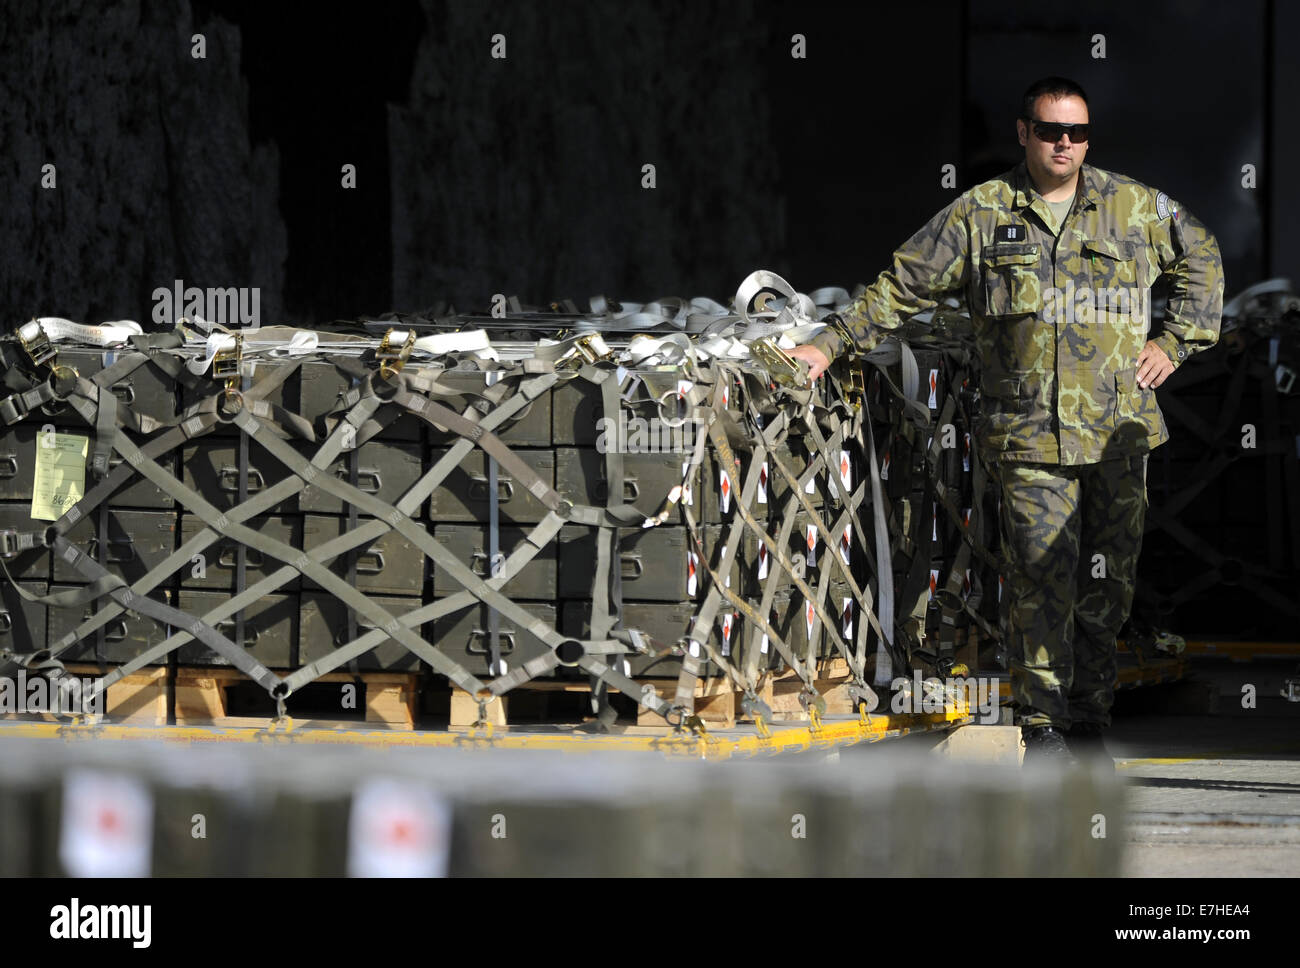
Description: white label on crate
929,568,940,601
880,451,890,480
928,368,939,409
719,467,731,514
721,613,735,656
841,524,851,566
722,383,729,409
805,472,816,494
686,550,698,597
758,461,768,503
806,524,817,568
760,631,770,654
348,777,452,878
933,502,938,542
963,507,971,530
59,770,154,878
840,450,852,492
31,432,88,522
842,597,853,639
677,379,692,398
681,461,693,505
805,599,816,642
757,540,769,580
963,568,972,601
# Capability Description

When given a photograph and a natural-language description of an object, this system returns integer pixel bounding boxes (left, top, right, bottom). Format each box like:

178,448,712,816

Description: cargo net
0,272,1006,729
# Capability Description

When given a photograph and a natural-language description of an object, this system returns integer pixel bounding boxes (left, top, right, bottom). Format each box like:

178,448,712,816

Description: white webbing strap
26,317,143,347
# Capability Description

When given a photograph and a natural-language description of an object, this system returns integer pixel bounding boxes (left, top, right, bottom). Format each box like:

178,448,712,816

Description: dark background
2,0,1297,638
3,0,1292,324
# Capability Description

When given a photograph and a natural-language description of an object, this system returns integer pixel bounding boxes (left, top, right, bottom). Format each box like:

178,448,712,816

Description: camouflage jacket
810,161,1224,465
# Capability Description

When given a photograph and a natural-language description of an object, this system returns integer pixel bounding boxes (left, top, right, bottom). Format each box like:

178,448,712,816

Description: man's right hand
787,345,832,384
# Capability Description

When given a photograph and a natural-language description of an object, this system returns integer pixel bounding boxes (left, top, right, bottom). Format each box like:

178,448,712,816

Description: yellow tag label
31,431,88,522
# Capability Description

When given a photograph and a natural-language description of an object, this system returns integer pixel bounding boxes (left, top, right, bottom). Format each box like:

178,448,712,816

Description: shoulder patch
1155,191,1170,219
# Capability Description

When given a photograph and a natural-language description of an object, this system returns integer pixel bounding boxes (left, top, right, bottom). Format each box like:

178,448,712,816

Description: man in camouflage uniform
791,76,1223,765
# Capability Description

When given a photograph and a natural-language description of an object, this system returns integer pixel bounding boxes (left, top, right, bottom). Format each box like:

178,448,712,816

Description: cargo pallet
0,707,973,758
0,656,979,756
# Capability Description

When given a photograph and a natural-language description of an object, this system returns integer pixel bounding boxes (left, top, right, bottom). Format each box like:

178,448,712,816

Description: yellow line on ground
1118,744,1300,767
0,707,972,758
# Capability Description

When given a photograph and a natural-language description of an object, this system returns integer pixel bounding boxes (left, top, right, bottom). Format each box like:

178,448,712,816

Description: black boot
1066,722,1115,771
1021,725,1077,766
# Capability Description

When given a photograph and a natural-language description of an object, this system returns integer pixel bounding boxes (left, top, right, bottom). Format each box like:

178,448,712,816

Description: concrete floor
1110,656,1300,876
842,654,1300,875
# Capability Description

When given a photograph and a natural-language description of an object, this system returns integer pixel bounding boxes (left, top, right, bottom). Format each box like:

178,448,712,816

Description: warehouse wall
0,0,287,327
3,0,1282,322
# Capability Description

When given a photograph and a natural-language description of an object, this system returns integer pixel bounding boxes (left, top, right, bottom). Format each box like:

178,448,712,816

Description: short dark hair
1020,76,1089,121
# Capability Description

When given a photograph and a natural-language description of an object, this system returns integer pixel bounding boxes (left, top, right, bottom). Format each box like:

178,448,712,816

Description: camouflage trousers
996,453,1149,729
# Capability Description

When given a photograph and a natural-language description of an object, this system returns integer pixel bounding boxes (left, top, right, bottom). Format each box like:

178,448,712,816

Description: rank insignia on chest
994,224,1026,242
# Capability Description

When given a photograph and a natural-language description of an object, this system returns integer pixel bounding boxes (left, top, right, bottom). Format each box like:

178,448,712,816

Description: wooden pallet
0,663,169,725
447,657,860,730
173,666,420,730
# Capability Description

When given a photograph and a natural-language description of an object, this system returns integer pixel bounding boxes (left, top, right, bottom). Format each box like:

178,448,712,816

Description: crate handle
218,546,264,569
467,629,516,654
335,466,382,494
468,476,515,502
86,537,136,564
218,466,266,492
595,479,640,502
355,550,385,575
215,620,260,647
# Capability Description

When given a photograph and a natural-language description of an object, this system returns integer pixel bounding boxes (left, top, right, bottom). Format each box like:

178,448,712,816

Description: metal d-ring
215,387,245,422
656,388,693,428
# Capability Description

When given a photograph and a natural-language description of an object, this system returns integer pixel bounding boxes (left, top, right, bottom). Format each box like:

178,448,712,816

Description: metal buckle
1276,364,1296,395
824,312,856,349
17,321,56,369
845,363,867,410
750,336,806,389
572,332,613,365
377,328,415,379
211,333,243,386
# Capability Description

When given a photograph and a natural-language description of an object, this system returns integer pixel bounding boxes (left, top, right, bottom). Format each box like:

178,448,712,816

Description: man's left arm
1145,192,1225,379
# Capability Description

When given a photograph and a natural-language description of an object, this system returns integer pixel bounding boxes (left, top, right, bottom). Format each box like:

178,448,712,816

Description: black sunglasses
1024,118,1090,144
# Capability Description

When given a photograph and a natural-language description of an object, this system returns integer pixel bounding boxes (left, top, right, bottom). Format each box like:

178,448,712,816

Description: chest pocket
1082,237,1139,290
980,243,1042,317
